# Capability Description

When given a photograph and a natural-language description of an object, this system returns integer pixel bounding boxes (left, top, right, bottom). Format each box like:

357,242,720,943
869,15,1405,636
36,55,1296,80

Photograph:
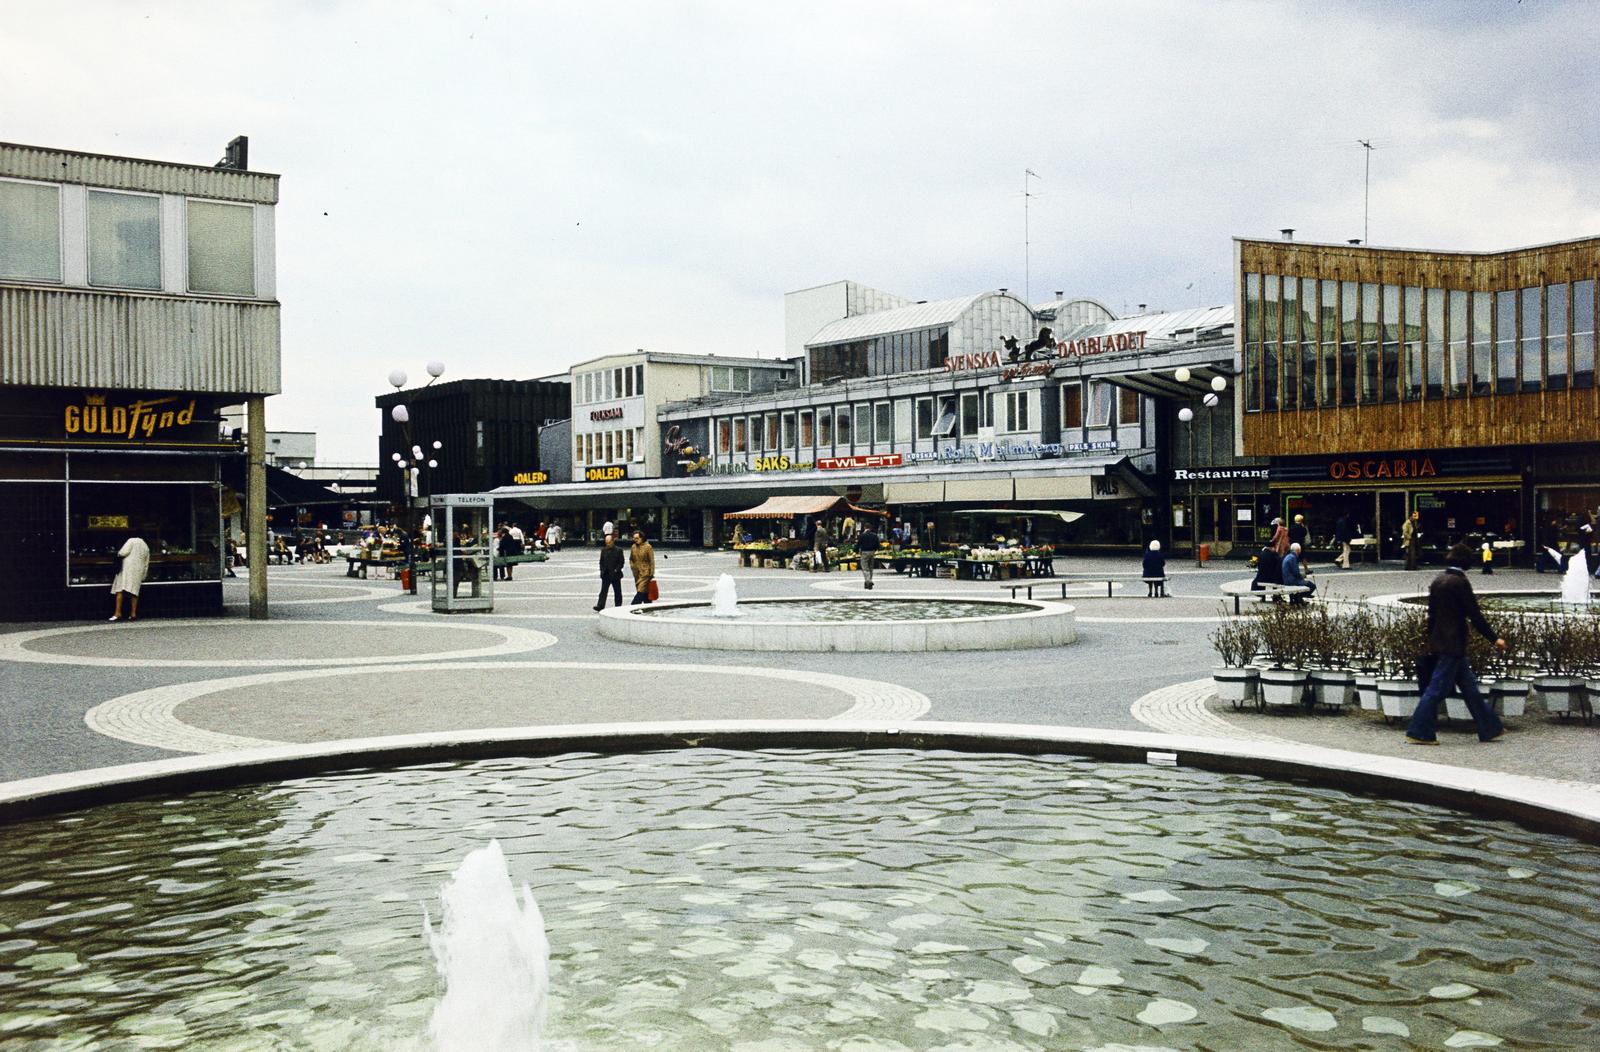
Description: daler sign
585,465,628,482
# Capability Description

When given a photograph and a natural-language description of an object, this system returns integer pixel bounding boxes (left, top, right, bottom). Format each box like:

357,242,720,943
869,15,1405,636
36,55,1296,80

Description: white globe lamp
391,405,409,424
426,361,446,379
1211,375,1227,392
388,369,408,390
1174,367,1192,383
1203,393,1220,408
1178,407,1194,423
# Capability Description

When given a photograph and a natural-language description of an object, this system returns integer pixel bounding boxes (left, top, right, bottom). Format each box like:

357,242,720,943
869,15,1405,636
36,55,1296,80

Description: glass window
1319,279,1338,408
853,404,870,447
1339,280,1357,407
624,428,635,462
1471,291,1492,395
732,367,750,392
1281,276,1299,409
717,419,731,455
710,366,730,392
635,364,644,397
1359,282,1379,404
1244,272,1261,412
1421,288,1443,399
625,366,635,397
765,413,779,451
603,432,613,463
1263,275,1279,410
603,370,612,400
1299,277,1318,408
932,396,958,438
68,483,221,585
748,416,761,453
1088,382,1113,427
799,410,814,448
88,190,161,289
874,402,892,444
1061,383,1083,429
1382,284,1403,402
0,179,62,281
894,399,912,443
1447,290,1468,398
187,199,254,296
733,417,747,454
781,412,796,449
1496,290,1517,394
1400,285,1421,401
1573,278,1595,389
836,406,852,446
1520,285,1542,392
960,393,981,435
1547,282,1569,391
574,436,584,465
634,427,644,461
1118,387,1138,427
818,407,833,447
915,397,934,439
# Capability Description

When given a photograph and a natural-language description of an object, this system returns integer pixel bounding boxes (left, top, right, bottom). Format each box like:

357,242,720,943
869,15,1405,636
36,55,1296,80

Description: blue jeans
1406,654,1504,742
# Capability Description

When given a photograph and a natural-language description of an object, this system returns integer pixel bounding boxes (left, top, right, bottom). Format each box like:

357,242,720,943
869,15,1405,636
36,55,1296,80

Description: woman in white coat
110,536,151,621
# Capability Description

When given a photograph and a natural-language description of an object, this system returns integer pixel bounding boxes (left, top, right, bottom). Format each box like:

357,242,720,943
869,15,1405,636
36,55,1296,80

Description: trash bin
1198,543,1210,565
399,568,412,590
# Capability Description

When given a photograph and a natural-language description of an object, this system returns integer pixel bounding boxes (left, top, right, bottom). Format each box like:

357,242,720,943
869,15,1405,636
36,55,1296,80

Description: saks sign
65,394,197,438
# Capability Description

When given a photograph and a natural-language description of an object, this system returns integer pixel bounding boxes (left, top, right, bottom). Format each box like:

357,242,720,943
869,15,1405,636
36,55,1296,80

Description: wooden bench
1220,579,1311,614
345,556,404,579
1004,574,1171,600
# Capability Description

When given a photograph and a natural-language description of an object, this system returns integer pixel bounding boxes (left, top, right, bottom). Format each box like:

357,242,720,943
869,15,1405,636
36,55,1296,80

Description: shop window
1495,290,1518,394
1547,282,1569,391
915,397,934,439
781,412,796,450
894,400,911,442
960,393,981,435
1520,285,1543,393
1447,290,1469,397
68,482,221,586
187,199,255,296
1061,383,1082,429
873,402,891,444
799,410,813,448
931,396,957,438
1320,278,1338,407
733,417,746,454
818,407,833,447
574,436,584,466
88,190,161,290
603,432,613,463
1118,387,1139,427
0,179,62,281
1003,390,1031,433
853,404,869,448
1087,382,1113,427
765,413,779,451
1573,278,1595,388
716,419,730,455
836,405,852,446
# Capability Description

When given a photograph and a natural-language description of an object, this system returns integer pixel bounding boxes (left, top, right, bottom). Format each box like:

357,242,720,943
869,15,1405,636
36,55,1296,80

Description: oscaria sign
65,395,197,439
1328,456,1438,481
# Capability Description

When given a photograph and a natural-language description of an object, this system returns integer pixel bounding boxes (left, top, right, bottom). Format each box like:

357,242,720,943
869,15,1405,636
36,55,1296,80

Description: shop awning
263,465,346,507
950,508,1086,523
723,495,888,520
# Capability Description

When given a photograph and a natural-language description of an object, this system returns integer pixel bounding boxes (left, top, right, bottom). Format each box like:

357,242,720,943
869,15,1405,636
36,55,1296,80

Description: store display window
67,482,221,586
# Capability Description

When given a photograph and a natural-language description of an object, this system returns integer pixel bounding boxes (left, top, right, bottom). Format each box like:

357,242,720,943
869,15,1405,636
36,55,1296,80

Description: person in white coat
110,536,151,621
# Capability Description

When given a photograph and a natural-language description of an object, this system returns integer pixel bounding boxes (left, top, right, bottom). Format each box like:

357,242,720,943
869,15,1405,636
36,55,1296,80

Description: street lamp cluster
1174,367,1229,567
388,361,447,593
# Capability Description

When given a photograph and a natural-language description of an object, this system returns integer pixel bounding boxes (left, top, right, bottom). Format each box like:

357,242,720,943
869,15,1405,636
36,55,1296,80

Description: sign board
440,493,493,507
589,406,624,422
513,470,549,485
1174,467,1270,482
585,465,628,482
0,389,227,449
817,453,903,470
86,515,129,530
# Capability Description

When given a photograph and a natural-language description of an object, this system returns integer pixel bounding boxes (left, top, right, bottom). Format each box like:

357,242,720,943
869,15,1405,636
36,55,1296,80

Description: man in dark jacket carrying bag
594,532,625,611
1405,543,1507,745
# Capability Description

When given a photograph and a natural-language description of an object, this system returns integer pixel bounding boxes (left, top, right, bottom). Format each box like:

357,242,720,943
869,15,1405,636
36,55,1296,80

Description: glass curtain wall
1574,278,1596,387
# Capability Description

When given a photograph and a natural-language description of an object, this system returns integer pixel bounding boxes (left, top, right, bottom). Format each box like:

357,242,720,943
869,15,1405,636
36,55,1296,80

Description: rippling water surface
633,599,1028,622
0,749,1597,1051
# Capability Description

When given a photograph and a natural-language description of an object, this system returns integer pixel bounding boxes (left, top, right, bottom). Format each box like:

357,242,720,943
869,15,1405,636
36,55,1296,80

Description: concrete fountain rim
2,719,1595,844
604,594,1068,625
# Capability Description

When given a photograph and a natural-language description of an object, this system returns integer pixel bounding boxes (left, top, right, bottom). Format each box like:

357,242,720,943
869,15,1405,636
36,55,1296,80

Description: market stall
724,495,888,570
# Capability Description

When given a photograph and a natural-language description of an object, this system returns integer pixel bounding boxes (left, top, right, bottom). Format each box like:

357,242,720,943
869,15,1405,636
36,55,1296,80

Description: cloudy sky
5,0,1597,461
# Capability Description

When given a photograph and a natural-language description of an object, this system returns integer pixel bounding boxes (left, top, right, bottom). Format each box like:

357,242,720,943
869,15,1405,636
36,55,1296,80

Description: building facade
1236,235,1599,562
0,139,280,620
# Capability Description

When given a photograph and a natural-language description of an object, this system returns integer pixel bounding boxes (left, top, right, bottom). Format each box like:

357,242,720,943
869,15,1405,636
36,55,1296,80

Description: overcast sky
5,0,1597,462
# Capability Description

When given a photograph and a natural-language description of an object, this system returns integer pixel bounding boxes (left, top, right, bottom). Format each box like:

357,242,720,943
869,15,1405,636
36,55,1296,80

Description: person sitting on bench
1251,542,1283,592
1142,540,1167,597
1281,542,1315,603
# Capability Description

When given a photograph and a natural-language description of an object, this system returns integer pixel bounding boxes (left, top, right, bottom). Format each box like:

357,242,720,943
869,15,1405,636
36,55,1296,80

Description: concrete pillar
247,396,269,620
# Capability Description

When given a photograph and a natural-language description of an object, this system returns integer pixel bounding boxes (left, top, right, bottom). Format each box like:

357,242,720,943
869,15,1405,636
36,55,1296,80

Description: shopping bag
647,579,660,602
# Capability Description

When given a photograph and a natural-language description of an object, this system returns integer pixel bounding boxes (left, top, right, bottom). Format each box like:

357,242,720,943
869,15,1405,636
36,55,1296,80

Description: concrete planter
1258,668,1308,709
1309,669,1355,711
1377,679,1421,723
1212,666,1260,709
1534,676,1582,717
1354,674,1381,711
1489,679,1529,718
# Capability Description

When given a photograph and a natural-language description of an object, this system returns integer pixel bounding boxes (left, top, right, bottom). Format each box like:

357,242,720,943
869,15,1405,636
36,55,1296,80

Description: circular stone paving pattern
83,661,932,752
0,619,555,668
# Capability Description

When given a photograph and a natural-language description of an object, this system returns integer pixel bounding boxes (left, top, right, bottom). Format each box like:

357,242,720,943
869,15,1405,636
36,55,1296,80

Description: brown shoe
1405,736,1439,746
1481,731,1505,743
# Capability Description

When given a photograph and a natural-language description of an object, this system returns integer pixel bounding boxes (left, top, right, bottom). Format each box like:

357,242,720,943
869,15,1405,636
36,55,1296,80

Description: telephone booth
430,493,494,613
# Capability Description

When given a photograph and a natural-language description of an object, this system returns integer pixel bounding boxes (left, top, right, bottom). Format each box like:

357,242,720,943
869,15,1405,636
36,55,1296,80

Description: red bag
646,579,660,602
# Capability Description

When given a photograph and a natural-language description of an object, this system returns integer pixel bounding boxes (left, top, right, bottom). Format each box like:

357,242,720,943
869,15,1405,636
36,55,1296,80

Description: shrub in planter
1376,607,1426,723
1209,615,1261,707
1255,606,1313,709
1306,606,1354,711
1528,614,1584,718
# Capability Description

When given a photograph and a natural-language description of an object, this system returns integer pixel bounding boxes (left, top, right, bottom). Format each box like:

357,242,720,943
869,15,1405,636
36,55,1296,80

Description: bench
1004,574,1171,600
1220,579,1311,614
345,555,404,578
494,552,548,566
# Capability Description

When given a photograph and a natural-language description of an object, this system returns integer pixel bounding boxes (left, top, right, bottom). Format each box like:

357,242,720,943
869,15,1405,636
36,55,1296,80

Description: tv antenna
1023,168,1040,304
1357,139,1376,244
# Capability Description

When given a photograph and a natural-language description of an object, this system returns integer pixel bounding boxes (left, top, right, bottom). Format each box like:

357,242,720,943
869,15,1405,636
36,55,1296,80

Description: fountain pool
598,597,1075,651
1398,590,1596,613
1,747,1597,1051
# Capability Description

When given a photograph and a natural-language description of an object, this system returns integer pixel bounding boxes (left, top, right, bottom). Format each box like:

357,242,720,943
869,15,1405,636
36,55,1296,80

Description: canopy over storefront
724,495,889,520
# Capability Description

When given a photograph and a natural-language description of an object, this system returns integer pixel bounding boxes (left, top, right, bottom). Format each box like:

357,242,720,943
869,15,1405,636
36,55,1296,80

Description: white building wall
949,293,1038,359
784,280,910,361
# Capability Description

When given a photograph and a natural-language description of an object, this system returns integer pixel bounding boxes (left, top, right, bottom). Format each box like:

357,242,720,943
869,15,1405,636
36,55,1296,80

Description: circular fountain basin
1,746,1596,1051
1396,590,1594,613
596,596,1075,651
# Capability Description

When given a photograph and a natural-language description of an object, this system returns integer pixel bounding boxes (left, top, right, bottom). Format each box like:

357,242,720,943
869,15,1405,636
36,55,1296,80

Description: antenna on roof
1022,169,1041,305
1356,139,1376,245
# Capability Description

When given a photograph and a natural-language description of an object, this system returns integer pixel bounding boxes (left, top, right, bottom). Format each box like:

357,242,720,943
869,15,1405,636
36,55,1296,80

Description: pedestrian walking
857,523,880,589
629,530,656,605
1269,517,1290,557
812,521,830,572
1334,513,1354,569
1405,543,1507,746
1481,542,1495,575
546,522,562,551
594,532,624,610
109,535,150,621
1402,511,1420,570
1288,514,1308,549
1142,540,1166,597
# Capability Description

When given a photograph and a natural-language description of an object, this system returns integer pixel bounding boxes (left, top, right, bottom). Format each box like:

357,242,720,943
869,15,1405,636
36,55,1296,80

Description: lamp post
388,362,446,594
1175,369,1228,568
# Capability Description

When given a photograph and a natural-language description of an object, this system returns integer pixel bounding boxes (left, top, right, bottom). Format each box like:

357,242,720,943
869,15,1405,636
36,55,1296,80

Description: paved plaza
1,551,1595,800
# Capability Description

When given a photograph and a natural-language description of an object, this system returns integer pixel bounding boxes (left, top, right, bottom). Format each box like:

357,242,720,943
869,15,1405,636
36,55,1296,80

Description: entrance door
1377,490,1407,560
